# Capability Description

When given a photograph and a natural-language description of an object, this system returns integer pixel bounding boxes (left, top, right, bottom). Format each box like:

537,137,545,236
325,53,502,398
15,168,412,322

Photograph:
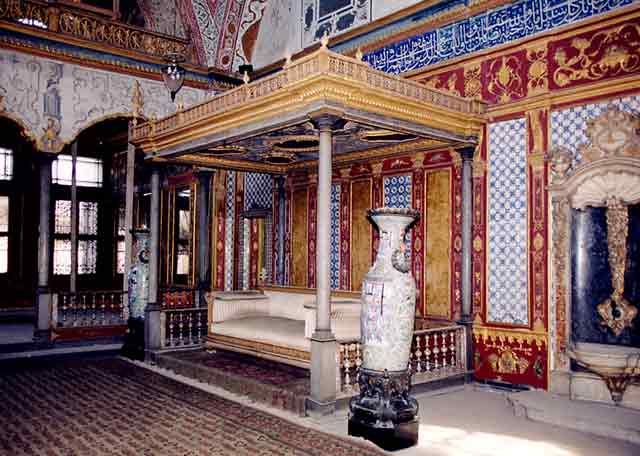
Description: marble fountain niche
549,107,640,408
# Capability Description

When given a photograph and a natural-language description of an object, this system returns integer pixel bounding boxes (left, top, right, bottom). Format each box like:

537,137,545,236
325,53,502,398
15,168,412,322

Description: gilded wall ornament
40,117,62,152
487,56,524,103
597,198,637,337
463,63,482,100
131,81,144,124
488,348,529,374
553,23,640,87
527,46,549,96
423,73,461,97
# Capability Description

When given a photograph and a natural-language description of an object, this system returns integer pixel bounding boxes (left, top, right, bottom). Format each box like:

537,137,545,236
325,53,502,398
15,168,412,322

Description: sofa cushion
211,316,309,351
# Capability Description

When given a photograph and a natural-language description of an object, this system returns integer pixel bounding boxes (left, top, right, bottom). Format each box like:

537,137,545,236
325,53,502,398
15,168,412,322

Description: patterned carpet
157,350,310,415
0,356,382,456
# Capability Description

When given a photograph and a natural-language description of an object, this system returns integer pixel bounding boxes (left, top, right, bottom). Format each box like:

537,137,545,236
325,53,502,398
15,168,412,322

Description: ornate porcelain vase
361,208,418,371
127,229,150,320
349,207,420,451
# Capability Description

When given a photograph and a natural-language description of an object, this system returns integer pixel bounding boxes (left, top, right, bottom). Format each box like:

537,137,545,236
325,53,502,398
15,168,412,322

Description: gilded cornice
473,324,548,348
132,47,486,159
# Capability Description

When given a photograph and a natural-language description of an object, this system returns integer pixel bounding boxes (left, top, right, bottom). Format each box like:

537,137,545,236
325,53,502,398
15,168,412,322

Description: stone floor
135,359,640,456
0,323,33,344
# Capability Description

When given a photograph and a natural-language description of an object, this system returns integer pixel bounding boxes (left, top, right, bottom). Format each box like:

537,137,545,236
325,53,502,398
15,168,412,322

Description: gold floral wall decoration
527,45,549,96
464,63,482,100
552,23,640,88
487,55,525,103
423,72,462,97
488,347,529,375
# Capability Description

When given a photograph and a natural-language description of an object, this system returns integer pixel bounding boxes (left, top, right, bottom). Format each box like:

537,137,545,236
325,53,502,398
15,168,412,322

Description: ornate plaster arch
0,48,208,154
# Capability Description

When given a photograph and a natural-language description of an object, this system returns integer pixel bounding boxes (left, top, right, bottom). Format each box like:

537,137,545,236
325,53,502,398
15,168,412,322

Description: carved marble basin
570,342,640,374
569,342,640,403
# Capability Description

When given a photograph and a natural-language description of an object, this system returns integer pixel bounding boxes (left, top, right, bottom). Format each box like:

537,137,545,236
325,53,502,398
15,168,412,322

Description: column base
348,368,420,451
457,316,475,373
310,335,337,405
305,397,336,417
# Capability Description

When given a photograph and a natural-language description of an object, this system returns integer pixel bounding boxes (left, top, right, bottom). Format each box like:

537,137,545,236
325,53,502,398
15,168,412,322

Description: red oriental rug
0,356,382,456
157,349,310,415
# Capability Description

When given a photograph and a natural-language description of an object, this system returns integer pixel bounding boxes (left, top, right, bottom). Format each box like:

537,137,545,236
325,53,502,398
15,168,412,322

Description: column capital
309,113,342,131
456,145,475,161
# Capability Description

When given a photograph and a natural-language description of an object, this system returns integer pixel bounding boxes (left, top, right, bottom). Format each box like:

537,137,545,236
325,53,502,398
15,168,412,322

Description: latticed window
52,155,103,187
53,200,99,275
0,147,12,180
0,196,8,273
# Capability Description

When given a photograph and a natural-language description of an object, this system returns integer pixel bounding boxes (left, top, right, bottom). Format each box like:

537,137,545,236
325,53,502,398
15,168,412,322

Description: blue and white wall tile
330,183,341,290
244,173,273,211
383,174,413,262
224,171,236,291
488,119,529,325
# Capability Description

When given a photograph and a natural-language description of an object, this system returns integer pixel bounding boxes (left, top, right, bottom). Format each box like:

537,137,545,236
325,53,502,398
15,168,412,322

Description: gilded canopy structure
130,42,487,171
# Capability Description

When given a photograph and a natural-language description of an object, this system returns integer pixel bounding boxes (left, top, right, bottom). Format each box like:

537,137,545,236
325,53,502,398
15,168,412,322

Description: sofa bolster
211,295,270,323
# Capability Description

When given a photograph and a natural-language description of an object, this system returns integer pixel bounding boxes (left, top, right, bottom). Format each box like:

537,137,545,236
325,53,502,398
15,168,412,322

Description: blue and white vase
128,229,150,319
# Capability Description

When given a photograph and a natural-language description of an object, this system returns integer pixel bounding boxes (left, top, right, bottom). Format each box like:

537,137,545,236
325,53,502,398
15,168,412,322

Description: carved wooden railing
0,0,191,62
160,307,207,348
131,46,485,141
337,324,467,396
56,290,127,328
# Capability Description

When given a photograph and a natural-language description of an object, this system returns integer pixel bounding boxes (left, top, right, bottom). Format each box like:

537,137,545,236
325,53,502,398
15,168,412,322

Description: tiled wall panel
488,119,528,325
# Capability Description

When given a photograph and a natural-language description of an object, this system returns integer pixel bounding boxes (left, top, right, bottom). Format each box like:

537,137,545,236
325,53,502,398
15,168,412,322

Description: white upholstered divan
205,288,361,368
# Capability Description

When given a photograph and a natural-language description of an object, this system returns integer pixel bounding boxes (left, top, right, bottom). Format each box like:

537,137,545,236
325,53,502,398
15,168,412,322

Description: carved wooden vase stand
348,207,420,451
